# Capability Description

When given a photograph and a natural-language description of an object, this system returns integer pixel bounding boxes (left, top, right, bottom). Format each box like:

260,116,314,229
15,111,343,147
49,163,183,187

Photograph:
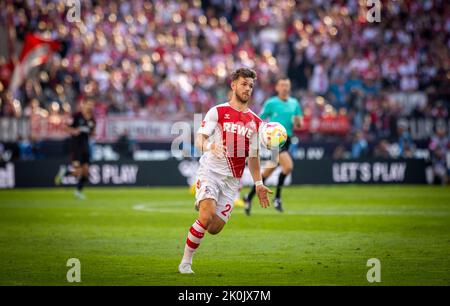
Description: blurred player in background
243,78,303,214
179,68,272,274
55,99,96,199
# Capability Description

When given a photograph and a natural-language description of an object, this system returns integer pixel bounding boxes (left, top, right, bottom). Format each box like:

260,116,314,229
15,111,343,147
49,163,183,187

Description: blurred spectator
396,121,416,158
373,140,392,159
0,0,447,153
333,145,350,160
18,137,34,160
329,75,347,110
287,48,311,91
114,130,138,160
351,131,368,159
0,142,4,161
428,126,449,185
309,60,329,95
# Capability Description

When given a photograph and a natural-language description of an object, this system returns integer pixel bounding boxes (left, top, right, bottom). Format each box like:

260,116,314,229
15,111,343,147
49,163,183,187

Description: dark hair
276,76,291,83
230,68,257,82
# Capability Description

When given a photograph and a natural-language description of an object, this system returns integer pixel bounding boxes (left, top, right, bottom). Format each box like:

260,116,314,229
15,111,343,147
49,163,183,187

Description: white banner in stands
99,117,176,142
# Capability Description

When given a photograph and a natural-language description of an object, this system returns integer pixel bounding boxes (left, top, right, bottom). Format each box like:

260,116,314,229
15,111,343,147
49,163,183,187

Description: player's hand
256,184,273,208
210,143,227,158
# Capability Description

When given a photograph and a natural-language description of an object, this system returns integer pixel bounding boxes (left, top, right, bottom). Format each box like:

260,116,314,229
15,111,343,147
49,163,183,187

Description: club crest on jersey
223,122,254,138
224,114,230,120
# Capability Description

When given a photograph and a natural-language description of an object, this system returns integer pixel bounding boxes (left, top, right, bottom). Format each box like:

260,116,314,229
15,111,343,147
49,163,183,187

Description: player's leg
55,152,81,185
179,198,217,274
179,170,235,273
243,160,276,215
185,178,235,267
273,151,293,212
74,149,90,199
212,176,237,228
193,176,237,236
206,214,226,234
75,162,89,199
179,165,222,274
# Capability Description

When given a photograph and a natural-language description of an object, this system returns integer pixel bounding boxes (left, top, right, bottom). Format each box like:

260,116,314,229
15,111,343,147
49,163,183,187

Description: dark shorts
70,147,91,165
280,136,292,153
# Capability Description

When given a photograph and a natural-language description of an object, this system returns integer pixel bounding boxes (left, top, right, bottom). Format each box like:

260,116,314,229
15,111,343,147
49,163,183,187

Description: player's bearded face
233,78,254,103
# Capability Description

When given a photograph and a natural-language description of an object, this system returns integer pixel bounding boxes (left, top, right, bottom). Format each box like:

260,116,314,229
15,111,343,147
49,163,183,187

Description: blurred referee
244,78,303,214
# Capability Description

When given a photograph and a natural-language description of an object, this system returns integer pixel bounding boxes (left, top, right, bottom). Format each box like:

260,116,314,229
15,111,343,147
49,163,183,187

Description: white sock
181,219,207,265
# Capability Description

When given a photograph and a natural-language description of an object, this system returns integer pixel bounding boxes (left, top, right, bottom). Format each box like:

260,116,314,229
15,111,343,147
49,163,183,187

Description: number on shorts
220,204,232,217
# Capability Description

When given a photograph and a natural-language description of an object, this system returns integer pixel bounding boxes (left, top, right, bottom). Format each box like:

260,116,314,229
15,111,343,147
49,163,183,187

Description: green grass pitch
0,186,449,286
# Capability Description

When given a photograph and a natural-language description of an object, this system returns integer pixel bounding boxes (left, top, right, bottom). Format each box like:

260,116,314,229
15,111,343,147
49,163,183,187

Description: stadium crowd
0,0,449,164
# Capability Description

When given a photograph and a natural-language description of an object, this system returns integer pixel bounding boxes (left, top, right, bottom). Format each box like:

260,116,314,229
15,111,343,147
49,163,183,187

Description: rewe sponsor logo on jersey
223,122,254,138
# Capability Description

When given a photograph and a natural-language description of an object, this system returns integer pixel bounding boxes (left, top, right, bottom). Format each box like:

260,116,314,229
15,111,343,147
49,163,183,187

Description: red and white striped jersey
197,102,262,178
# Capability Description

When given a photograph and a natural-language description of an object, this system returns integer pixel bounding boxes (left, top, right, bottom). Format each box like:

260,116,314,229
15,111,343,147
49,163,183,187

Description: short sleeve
197,107,218,136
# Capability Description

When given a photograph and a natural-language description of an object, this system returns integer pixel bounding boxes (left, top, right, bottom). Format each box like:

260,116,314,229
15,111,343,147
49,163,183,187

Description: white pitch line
132,203,450,217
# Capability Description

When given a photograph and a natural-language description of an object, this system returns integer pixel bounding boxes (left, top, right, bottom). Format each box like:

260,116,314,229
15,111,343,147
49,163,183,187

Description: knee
207,226,222,235
199,213,214,228
282,165,293,174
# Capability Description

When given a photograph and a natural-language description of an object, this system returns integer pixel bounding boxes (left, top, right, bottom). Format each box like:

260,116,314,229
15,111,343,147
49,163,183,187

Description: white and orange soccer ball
259,122,288,149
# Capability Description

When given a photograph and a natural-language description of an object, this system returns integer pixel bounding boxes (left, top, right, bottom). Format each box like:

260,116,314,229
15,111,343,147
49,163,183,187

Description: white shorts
194,164,240,223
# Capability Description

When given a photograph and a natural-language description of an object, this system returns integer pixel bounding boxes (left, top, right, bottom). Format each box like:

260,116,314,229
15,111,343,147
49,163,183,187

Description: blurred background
0,0,449,187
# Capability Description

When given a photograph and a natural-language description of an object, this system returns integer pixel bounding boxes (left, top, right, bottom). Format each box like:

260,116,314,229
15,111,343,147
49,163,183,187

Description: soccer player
55,99,96,199
178,68,273,274
243,78,303,214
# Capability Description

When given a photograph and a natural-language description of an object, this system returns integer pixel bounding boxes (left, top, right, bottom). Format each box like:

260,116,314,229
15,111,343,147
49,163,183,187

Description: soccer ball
260,122,288,149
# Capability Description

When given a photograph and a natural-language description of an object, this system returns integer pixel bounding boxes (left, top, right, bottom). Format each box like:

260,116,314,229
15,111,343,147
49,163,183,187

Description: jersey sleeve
197,107,218,136
259,99,272,120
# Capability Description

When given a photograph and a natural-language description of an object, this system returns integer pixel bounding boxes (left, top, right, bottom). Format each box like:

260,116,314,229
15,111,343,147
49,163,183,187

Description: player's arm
195,107,226,157
248,127,272,208
294,115,303,129
248,156,273,208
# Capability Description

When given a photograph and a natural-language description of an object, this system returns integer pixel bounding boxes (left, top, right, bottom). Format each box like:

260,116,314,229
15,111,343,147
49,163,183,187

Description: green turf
0,186,449,286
